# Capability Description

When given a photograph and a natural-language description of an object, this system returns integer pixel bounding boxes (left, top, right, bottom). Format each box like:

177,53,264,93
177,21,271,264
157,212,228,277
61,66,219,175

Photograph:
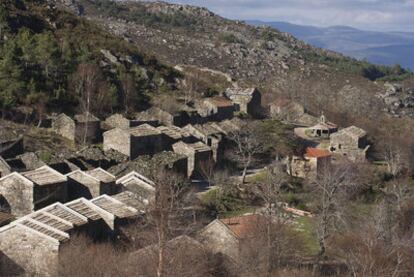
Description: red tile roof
304,148,331,158
220,214,264,239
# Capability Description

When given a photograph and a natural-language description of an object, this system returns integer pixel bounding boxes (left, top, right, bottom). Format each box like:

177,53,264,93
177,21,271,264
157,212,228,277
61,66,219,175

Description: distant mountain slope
248,21,414,70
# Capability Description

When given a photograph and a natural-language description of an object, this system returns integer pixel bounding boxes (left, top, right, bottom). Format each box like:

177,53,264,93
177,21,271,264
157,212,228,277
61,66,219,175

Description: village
0,82,375,276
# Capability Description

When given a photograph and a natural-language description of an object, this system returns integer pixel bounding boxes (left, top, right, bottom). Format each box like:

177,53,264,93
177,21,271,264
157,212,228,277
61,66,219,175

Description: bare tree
145,170,190,277
229,121,264,184
383,144,410,211
70,64,107,144
315,164,356,257
251,163,289,275
199,156,215,187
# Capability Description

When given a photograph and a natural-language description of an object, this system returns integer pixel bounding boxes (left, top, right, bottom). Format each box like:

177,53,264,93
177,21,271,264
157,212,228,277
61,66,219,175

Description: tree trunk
241,157,251,184
157,212,167,277
266,203,272,277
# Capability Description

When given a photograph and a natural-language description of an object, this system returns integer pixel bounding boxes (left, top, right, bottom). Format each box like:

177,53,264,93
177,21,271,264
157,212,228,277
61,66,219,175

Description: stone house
287,148,331,179
86,167,117,193
0,132,24,159
141,107,189,127
269,98,318,126
103,113,143,130
128,235,209,275
330,126,369,162
116,171,155,205
198,214,265,261
306,114,337,138
225,87,262,117
0,157,11,178
157,125,194,146
66,169,119,200
182,123,225,161
172,141,213,178
0,166,68,218
195,96,235,121
103,124,165,159
52,113,101,144
0,193,138,276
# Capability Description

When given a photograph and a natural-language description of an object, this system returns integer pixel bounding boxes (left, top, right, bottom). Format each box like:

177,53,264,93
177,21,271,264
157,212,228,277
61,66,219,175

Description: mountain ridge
248,20,414,70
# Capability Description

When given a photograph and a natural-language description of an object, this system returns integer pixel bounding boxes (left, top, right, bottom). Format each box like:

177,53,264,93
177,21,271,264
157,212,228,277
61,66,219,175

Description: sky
161,0,414,32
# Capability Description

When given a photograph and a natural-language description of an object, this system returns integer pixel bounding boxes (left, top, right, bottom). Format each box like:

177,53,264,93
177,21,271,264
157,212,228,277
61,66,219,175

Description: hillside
249,20,414,71
0,0,180,121
48,0,414,124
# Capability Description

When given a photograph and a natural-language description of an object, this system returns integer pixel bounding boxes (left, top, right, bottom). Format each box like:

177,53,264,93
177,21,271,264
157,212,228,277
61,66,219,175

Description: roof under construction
0,193,139,244
21,166,67,186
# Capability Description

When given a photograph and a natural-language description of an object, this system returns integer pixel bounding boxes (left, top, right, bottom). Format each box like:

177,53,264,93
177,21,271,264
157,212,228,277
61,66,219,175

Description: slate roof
225,87,257,97
21,166,67,186
173,141,211,153
130,124,162,137
74,113,100,123
205,96,234,108
86,168,116,183
0,193,139,244
157,125,191,140
333,126,367,139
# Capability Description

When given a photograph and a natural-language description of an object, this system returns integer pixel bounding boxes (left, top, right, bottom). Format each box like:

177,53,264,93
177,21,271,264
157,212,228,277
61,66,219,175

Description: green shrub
219,32,241,44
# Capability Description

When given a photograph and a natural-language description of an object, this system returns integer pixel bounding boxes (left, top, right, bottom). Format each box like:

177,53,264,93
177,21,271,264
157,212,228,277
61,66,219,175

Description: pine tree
0,41,25,115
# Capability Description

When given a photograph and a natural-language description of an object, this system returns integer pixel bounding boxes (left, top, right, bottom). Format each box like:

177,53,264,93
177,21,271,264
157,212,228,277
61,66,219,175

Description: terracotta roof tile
304,148,331,158
220,214,264,239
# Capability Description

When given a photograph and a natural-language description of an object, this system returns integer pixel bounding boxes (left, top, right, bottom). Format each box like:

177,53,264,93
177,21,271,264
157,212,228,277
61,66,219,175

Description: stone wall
67,172,102,199
75,121,101,144
0,174,34,217
198,220,239,260
246,90,262,116
103,129,131,157
33,182,68,211
130,134,164,159
104,114,131,130
0,225,59,277
53,115,76,141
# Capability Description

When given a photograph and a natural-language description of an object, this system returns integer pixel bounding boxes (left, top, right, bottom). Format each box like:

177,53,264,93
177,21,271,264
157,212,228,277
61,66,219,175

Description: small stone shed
330,126,369,162
225,87,262,117
103,113,143,130
183,123,225,161
108,151,188,179
172,141,213,178
0,193,138,276
157,125,194,146
140,107,189,127
52,113,101,144
198,214,265,261
0,132,24,159
103,124,165,159
116,171,155,204
66,169,119,200
195,96,235,121
128,235,208,275
287,148,331,179
0,166,68,218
